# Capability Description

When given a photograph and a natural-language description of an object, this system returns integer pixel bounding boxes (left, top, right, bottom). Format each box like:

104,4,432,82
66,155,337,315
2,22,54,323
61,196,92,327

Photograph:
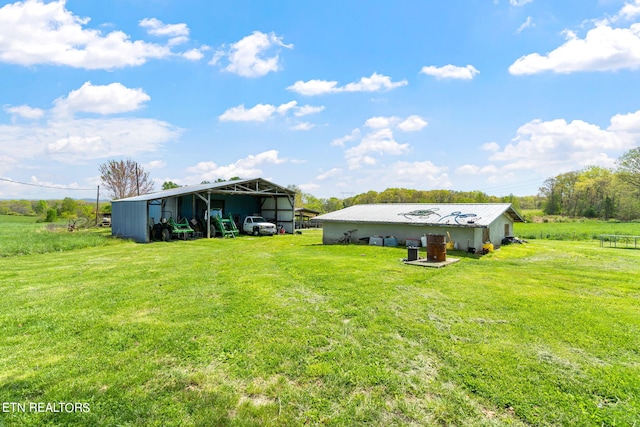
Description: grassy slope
0,229,639,426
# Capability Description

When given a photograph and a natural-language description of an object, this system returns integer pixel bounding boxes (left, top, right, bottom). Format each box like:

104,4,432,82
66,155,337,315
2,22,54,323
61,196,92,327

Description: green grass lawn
0,224,639,426
515,220,640,241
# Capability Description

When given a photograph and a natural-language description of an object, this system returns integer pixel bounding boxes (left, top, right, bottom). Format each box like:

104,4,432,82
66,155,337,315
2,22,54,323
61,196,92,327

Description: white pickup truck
242,216,277,236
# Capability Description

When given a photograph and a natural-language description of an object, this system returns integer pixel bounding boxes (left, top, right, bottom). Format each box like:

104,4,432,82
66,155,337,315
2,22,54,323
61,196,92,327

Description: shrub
44,208,58,223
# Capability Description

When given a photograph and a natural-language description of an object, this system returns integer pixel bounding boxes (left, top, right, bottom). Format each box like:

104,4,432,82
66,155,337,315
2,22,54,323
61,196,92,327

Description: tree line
3,148,638,222
538,148,640,221
0,198,109,222
288,186,542,215
293,148,640,221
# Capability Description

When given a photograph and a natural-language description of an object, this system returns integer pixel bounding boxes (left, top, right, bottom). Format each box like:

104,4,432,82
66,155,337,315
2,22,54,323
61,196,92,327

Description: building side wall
321,222,476,249
112,201,149,243
488,213,514,247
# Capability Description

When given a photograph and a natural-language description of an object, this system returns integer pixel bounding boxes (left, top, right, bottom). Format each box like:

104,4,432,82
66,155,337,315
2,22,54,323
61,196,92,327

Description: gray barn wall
321,222,479,250
488,213,513,247
112,201,149,243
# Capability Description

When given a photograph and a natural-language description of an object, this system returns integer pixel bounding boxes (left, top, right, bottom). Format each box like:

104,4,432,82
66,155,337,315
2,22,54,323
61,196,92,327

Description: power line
0,177,94,191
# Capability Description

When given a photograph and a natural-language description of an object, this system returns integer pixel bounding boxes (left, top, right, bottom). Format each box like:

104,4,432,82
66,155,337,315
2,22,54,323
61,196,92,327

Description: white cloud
482,142,501,151
455,164,499,175
276,101,298,115
600,0,640,25
316,168,342,180
345,128,410,169
365,116,400,129
287,79,340,96
516,16,535,34
219,101,323,123
335,115,427,169
420,64,480,80
212,31,292,78
364,115,427,132
619,0,640,21
139,18,189,38
53,82,150,117
288,72,407,96
0,83,179,165
290,122,315,131
139,17,194,48
4,105,44,120
510,0,533,6
610,109,640,132
398,115,428,132
294,105,325,117
384,160,451,189
489,114,639,175
342,73,408,92
144,160,167,170
509,22,640,74
47,135,105,158
298,183,320,191
219,104,277,122
182,48,206,61
0,117,180,164
186,150,285,181
331,128,361,147
0,0,179,69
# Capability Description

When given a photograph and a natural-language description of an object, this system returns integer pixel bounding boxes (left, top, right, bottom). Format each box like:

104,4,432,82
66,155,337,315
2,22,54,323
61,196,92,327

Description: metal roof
315,203,524,227
111,178,295,202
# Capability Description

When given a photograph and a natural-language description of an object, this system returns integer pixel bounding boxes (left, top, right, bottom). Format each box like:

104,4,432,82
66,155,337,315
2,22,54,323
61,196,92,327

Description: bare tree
99,159,154,200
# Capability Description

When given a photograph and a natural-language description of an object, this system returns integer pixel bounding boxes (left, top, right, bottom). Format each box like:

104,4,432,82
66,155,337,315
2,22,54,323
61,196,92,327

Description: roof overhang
112,178,296,203
315,203,525,227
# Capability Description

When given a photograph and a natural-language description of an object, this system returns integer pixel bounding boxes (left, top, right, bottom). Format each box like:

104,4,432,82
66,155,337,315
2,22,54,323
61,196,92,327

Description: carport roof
112,178,295,202
315,203,524,228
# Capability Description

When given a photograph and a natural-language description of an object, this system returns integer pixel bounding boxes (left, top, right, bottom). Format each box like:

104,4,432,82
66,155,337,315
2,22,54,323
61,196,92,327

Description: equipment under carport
151,217,194,241
213,214,239,238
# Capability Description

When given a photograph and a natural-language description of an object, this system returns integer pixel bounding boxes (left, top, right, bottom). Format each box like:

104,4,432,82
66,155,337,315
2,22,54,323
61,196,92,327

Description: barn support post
193,192,211,238
207,192,211,238
274,196,279,232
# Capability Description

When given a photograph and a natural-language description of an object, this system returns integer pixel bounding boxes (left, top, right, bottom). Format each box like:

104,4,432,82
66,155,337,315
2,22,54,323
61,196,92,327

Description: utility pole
340,192,354,208
96,185,100,226
135,164,140,196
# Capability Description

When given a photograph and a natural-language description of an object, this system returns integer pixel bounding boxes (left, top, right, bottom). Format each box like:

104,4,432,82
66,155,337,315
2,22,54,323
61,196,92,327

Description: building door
505,223,511,237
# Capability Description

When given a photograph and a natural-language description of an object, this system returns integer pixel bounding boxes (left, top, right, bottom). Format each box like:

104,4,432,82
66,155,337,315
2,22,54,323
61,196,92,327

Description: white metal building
315,203,524,250
111,178,295,243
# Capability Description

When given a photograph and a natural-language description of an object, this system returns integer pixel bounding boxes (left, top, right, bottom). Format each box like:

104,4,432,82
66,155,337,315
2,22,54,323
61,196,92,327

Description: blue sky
1,0,640,200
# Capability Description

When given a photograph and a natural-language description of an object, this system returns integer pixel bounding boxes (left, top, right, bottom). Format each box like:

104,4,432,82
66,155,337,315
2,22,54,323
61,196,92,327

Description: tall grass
0,215,112,257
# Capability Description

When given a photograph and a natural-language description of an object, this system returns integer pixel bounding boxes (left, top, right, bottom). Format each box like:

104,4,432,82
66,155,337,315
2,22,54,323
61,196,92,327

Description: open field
0,215,113,257
1,218,639,426
515,220,640,241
